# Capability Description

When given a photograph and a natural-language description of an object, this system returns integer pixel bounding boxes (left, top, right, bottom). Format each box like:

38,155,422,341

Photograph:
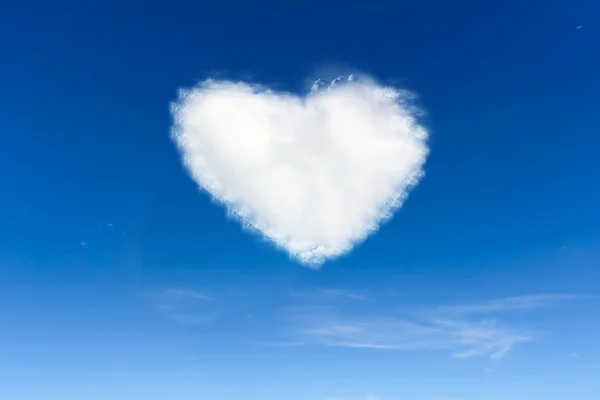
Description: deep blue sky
1,1,599,399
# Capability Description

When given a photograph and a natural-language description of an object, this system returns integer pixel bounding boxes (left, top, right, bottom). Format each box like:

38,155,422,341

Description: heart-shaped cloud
171,75,429,266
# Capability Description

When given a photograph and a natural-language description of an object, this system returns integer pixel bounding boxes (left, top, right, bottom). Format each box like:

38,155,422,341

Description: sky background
1,0,599,399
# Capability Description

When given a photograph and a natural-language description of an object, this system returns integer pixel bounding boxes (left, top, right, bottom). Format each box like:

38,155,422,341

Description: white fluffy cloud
171,75,428,266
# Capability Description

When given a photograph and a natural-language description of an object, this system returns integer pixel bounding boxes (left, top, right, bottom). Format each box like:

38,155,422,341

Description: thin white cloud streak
141,288,217,325
287,294,574,359
427,294,575,317
291,313,531,359
326,396,380,400
171,75,428,266
158,288,215,301
292,288,370,301
316,289,370,300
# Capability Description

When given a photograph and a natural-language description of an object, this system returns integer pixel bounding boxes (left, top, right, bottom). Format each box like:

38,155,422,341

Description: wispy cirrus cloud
426,294,575,317
285,292,575,359
325,395,380,400
157,288,214,301
290,312,531,359
326,394,464,400
292,288,370,301
141,286,578,359
316,289,370,300
141,288,218,325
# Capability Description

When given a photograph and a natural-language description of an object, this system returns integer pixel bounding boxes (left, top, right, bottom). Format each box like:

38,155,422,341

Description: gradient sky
1,0,599,399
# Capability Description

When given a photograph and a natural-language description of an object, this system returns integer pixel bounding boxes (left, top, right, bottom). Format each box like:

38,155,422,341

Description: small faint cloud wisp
292,288,370,301
426,294,575,317
141,288,217,325
326,395,380,400
285,293,575,359
171,74,429,266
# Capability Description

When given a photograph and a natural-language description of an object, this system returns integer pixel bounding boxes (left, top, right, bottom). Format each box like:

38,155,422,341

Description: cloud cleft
171,75,429,266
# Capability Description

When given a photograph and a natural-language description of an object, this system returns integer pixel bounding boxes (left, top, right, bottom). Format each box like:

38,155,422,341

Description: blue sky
1,0,599,399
